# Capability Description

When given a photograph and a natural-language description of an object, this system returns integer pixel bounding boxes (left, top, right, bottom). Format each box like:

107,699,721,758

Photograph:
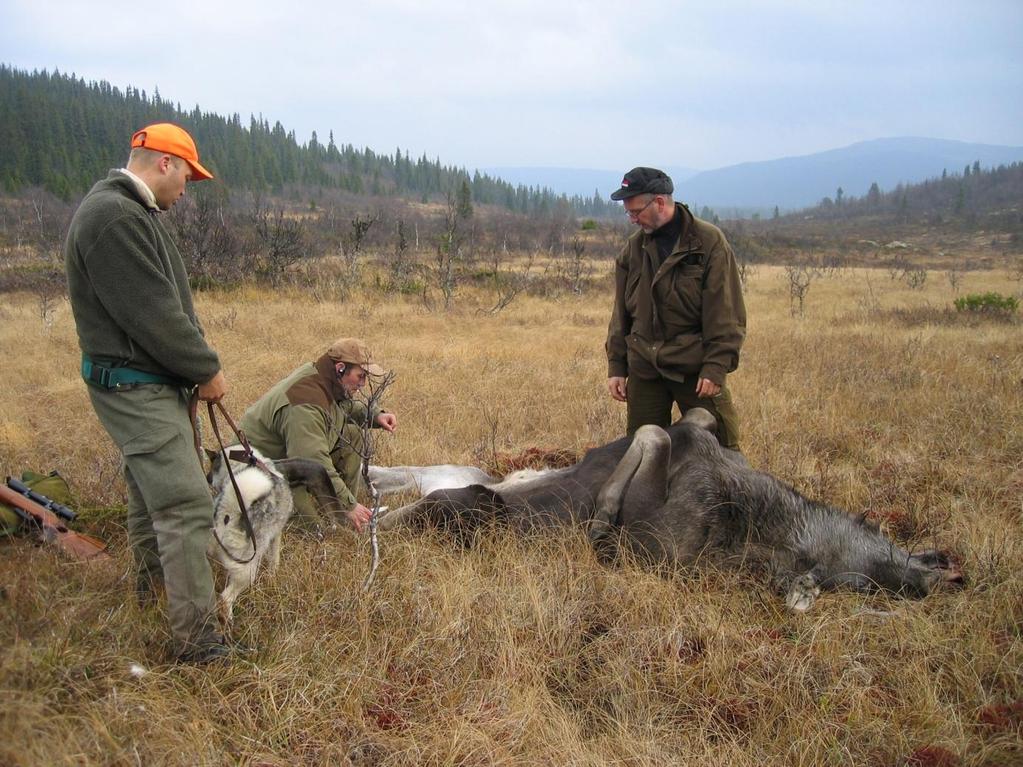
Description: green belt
81,355,188,390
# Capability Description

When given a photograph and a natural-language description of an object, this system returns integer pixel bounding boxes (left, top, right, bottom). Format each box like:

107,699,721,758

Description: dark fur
379,410,962,609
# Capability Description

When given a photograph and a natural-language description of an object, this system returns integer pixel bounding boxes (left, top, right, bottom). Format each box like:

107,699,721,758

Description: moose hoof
786,574,820,612
586,517,614,545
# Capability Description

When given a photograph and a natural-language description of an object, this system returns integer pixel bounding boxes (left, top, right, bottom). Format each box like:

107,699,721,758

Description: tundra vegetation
1,200,1020,764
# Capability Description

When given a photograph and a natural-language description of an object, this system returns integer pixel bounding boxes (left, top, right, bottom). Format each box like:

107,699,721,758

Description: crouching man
239,338,397,532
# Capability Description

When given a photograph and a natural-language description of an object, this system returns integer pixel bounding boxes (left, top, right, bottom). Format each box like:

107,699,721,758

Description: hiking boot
177,639,231,665
134,573,164,608
176,636,258,665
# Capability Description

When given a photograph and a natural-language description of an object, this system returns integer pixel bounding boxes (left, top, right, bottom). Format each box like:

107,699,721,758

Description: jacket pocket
659,267,703,330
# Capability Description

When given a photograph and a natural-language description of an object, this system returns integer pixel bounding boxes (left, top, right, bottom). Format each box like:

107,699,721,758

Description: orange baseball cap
130,123,213,181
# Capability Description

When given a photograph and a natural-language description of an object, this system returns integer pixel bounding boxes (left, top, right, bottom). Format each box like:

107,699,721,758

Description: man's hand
375,412,397,433
347,502,373,532
695,377,721,398
608,376,627,402
197,370,228,402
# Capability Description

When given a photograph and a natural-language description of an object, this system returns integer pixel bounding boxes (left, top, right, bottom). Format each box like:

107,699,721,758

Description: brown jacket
606,204,746,386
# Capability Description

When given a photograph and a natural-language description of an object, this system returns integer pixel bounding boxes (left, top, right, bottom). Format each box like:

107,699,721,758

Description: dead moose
373,409,962,611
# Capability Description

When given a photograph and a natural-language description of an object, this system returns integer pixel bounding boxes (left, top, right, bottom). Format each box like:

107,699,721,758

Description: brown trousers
626,374,741,451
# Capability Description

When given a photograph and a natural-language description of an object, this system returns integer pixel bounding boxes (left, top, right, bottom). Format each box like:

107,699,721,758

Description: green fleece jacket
606,203,746,386
64,171,220,384
239,356,381,508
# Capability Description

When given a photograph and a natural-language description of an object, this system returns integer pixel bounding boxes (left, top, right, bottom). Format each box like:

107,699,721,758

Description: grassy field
1,262,1021,766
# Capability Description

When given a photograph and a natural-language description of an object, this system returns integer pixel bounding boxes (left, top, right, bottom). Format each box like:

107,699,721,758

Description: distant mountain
677,137,1023,212
483,165,699,200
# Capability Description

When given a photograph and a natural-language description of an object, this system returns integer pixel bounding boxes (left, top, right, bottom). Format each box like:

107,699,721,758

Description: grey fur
379,409,962,609
207,447,341,624
368,464,497,497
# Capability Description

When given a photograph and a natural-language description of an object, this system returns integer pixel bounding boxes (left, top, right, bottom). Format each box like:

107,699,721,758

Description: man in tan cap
65,123,233,664
240,338,397,532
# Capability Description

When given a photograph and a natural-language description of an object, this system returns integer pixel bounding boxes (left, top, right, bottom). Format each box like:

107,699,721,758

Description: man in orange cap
65,123,236,664
240,338,398,533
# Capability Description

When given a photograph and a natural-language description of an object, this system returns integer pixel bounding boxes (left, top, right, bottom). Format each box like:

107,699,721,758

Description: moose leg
591,426,671,544
378,485,505,540
376,498,426,531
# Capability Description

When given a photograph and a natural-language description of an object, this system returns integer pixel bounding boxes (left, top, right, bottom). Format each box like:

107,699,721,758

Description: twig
334,370,397,591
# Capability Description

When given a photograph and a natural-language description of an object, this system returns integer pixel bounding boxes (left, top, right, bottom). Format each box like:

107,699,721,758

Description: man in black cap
605,167,746,449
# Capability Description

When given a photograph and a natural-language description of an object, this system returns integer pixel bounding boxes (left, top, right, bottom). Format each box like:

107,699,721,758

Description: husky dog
206,447,341,624
378,409,963,611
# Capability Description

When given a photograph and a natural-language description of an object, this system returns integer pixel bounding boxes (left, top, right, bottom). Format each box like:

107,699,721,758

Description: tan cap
326,338,386,376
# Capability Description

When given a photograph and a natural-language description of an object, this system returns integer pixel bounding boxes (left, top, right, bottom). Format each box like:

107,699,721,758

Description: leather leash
190,393,258,565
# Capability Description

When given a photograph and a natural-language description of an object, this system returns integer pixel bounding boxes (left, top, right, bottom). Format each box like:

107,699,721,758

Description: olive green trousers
290,421,365,529
88,384,220,656
625,374,741,450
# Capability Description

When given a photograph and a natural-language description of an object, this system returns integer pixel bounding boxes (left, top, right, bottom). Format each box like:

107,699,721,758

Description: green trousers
291,421,365,529
626,374,741,450
88,383,220,656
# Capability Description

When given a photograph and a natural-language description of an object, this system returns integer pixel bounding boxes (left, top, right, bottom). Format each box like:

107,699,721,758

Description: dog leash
190,393,258,565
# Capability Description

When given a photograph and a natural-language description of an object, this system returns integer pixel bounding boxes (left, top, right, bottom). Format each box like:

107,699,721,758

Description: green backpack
0,470,76,536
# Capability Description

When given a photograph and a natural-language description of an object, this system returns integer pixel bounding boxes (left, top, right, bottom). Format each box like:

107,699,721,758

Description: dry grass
1,263,1021,766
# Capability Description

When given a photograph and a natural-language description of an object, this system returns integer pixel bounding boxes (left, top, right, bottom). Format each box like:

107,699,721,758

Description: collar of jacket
645,203,705,284
107,169,160,212
285,354,351,410
315,353,350,401
116,168,159,211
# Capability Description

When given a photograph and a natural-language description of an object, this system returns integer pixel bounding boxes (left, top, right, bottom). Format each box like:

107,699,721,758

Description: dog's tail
274,458,345,515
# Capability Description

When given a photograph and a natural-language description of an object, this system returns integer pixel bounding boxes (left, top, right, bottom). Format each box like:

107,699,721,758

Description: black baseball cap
610,167,674,201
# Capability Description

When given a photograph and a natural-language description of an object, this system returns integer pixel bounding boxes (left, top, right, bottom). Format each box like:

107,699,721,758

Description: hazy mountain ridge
482,166,699,200
684,137,1023,211
490,138,1023,213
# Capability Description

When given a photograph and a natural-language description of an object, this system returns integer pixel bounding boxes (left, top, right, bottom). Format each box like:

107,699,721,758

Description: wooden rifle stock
0,482,110,561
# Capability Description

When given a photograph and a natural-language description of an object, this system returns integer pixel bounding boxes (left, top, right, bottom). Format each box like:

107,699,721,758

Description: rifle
1,477,111,561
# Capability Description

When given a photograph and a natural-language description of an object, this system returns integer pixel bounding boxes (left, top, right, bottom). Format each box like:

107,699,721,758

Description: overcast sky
2,0,1021,173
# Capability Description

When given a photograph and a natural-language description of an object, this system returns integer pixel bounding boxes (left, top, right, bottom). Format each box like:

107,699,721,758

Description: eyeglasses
623,197,656,219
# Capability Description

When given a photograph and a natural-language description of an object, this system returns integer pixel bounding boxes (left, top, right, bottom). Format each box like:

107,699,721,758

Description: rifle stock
0,482,110,561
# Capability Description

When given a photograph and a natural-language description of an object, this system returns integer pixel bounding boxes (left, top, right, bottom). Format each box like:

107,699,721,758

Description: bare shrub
339,213,378,290
888,253,909,281
252,205,306,287
168,187,244,287
785,263,814,316
430,191,472,309
946,261,963,294
561,236,592,295
387,218,418,292
902,267,928,290
24,188,73,264
479,250,542,315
